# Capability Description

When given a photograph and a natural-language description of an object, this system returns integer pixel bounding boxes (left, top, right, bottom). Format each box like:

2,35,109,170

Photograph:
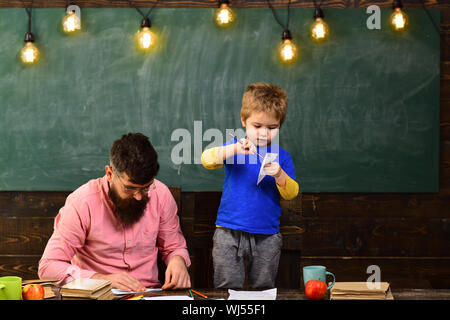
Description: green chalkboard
0,8,440,192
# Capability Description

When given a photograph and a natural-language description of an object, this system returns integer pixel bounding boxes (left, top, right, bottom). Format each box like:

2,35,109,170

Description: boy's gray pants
212,227,282,289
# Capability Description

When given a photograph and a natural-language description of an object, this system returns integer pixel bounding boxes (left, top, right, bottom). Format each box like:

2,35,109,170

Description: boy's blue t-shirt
215,139,296,235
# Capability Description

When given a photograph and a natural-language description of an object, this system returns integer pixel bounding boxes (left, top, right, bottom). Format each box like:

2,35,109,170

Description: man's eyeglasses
112,168,155,195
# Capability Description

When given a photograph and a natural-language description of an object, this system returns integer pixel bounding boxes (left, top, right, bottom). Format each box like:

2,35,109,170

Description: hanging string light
311,0,329,41
62,1,81,34
390,0,408,31
128,0,159,52
267,0,297,64
20,0,39,65
215,0,234,28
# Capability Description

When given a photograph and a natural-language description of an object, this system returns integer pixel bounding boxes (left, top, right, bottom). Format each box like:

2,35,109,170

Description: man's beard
108,184,149,227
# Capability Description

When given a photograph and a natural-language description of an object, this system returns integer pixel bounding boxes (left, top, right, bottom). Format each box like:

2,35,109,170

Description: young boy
201,82,299,289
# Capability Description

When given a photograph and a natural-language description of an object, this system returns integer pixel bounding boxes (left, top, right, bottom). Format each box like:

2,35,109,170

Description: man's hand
162,255,191,290
91,272,145,292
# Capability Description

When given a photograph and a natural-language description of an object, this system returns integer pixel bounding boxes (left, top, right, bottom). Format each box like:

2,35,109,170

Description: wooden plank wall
0,0,449,289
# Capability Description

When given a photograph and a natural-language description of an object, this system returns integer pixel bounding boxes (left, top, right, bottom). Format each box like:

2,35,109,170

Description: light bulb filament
215,3,234,27
282,44,294,61
393,12,405,29
64,15,76,32
20,42,39,65
63,11,81,33
311,17,329,41
279,39,297,63
391,8,407,31
313,23,325,39
23,48,34,62
137,27,154,50
217,9,231,24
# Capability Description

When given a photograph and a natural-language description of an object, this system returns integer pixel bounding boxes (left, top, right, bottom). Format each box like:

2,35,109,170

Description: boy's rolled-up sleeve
277,152,299,200
201,147,224,170
277,175,299,200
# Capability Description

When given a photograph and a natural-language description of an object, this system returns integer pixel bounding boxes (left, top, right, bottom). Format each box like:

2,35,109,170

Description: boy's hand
235,138,256,155
264,162,282,178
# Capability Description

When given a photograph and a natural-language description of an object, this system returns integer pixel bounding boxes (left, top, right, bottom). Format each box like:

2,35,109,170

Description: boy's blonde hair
241,82,288,126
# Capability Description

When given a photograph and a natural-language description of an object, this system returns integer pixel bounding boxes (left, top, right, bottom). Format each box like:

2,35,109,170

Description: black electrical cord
127,0,159,20
65,0,76,7
312,0,324,19
312,0,324,10
21,0,34,33
267,0,291,32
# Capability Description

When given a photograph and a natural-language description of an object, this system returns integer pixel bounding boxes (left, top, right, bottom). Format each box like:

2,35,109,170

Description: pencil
120,293,135,300
191,289,208,299
228,133,264,160
124,294,143,300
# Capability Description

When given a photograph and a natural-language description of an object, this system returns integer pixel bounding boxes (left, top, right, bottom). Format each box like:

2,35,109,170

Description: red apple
22,284,45,300
305,280,328,300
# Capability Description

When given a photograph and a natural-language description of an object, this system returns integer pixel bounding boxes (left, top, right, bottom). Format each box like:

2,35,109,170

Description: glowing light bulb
279,30,297,63
310,7,329,42
137,26,154,50
311,18,329,41
138,27,153,49
215,2,234,27
136,18,157,52
391,7,407,31
21,42,39,65
20,33,39,65
62,10,81,33
280,39,297,63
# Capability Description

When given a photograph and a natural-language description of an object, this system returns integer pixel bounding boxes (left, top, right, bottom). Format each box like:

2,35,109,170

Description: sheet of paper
142,295,194,300
228,288,277,300
257,153,278,185
112,288,163,295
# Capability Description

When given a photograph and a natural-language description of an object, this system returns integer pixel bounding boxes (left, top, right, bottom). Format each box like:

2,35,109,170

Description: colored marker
191,289,208,299
120,293,135,300
124,294,143,300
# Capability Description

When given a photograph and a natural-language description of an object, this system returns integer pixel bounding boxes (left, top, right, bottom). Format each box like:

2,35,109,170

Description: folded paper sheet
142,295,194,300
112,288,162,295
257,153,278,185
228,288,277,300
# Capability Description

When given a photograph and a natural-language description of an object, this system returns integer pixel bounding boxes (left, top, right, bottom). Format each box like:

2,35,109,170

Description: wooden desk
143,288,450,300
48,288,450,300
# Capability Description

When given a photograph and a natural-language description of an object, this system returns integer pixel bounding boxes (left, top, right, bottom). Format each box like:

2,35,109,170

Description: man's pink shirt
38,176,191,287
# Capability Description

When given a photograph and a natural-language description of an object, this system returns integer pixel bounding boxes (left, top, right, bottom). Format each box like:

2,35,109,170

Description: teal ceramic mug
303,266,335,290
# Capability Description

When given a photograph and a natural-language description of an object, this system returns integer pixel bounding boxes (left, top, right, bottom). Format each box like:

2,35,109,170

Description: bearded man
38,133,191,291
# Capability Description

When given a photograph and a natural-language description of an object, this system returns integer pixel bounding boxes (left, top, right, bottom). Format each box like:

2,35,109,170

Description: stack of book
60,278,114,300
330,282,394,300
